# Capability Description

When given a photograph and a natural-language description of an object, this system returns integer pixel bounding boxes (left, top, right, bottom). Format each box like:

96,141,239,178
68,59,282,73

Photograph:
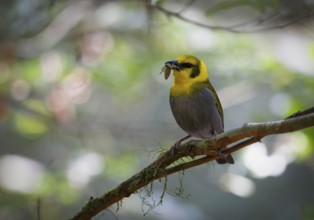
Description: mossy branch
70,106,314,220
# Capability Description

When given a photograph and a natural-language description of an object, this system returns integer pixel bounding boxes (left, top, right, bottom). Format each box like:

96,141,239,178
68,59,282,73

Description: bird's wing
206,81,224,126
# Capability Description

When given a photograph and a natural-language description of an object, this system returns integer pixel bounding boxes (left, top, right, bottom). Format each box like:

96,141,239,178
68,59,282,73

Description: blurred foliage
206,0,281,15
303,205,314,220
1,0,314,219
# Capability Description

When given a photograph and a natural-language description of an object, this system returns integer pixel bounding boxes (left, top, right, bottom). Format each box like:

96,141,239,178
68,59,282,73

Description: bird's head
163,55,208,84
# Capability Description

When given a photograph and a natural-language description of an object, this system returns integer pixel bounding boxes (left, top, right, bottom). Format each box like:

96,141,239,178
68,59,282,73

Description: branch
70,107,314,220
154,5,242,33
154,4,310,33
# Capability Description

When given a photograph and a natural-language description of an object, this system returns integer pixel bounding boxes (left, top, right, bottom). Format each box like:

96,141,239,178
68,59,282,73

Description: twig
155,5,242,33
154,4,310,33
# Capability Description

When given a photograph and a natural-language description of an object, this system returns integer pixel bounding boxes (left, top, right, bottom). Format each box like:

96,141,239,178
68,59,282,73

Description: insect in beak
160,66,171,80
160,60,181,80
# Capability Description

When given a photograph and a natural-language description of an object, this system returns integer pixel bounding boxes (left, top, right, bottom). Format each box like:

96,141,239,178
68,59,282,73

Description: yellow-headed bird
163,55,234,164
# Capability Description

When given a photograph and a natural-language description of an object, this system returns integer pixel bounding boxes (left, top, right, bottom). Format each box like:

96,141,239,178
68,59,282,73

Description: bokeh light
0,155,45,193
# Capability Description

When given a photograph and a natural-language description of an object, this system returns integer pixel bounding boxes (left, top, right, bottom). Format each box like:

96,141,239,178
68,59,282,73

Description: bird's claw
170,141,181,156
170,135,192,156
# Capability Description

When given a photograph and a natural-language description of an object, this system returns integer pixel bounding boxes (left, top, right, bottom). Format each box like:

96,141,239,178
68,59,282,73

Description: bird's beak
165,60,181,70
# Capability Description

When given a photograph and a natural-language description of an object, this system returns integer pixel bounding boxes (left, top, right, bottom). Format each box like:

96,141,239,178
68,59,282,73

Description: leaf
23,99,51,117
248,0,281,12
206,0,281,15
155,0,165,6
14,113,48,137
206,0,248,16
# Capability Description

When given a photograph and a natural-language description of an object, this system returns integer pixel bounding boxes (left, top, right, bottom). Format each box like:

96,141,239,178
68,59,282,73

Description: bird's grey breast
170,87,224,138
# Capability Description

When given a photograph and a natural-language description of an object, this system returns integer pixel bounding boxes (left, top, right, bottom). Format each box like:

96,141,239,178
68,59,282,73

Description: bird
162,55,234,164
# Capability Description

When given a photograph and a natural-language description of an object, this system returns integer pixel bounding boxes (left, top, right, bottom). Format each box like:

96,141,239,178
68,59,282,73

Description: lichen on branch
71,107,314,220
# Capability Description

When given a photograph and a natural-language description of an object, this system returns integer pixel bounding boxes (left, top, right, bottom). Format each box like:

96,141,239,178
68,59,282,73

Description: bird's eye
180,63,194,68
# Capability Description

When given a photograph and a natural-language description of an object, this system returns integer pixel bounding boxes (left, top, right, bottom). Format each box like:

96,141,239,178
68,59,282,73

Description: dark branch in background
70,106,314,220
176,0,196,14
154,5,242,33
154,1,313,33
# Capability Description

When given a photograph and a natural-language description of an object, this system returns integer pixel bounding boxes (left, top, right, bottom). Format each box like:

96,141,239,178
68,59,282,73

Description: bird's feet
170,141,181,156
170,135,191,156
